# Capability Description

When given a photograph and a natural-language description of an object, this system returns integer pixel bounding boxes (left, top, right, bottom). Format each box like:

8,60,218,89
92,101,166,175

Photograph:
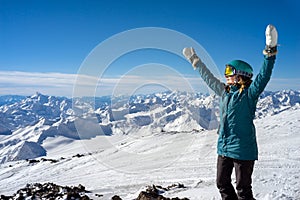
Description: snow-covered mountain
0,90,299,164
0,95,25,107
256,90,300,117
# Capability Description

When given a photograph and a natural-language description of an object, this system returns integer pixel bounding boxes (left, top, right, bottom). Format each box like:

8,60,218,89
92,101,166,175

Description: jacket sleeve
195,59,225,96
248,55,276,100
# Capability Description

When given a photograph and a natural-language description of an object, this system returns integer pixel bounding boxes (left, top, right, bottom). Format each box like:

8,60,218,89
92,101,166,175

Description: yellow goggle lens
225,65,236,76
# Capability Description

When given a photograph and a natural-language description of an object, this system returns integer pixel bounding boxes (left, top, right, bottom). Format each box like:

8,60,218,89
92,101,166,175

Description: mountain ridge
0,90,299,163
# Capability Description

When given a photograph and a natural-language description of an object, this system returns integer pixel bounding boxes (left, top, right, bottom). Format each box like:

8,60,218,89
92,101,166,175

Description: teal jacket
195,55,276,160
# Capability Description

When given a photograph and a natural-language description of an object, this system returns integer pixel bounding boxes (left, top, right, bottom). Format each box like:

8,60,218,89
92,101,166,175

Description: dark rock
27,159,40,164
40,158,59,163
1,182,189,200
96,193,104,197
73,153,85,158
137,191,164,200
136,184,190,200
3,183,91,200
112,195,123,200
0,194,14,200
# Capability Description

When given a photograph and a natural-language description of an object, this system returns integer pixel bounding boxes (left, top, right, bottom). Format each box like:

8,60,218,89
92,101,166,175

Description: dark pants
216,155,255,200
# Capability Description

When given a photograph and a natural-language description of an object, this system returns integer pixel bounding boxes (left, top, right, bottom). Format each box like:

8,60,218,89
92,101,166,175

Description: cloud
0,71,77,96
0,71,204,97
0,71,299,97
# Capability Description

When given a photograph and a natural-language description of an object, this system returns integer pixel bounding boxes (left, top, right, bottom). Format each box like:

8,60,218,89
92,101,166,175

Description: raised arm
249,24,278,99
182,47,225,96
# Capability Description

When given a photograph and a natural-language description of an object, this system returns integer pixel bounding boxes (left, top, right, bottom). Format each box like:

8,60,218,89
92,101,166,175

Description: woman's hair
237,75,252,93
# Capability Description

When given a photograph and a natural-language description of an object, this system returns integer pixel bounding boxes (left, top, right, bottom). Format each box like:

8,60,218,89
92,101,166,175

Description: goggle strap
235,70,253,78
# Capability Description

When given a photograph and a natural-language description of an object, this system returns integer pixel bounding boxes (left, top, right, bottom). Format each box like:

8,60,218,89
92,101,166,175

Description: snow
0,108,299,199
0,91,299,199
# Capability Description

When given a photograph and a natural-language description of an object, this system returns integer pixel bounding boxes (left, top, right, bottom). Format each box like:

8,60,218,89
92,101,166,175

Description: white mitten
263,24,278,56
265,24,278,47
182,47,199,68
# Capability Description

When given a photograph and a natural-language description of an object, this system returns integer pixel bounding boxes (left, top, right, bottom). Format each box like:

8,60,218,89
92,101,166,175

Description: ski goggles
224,65,236,77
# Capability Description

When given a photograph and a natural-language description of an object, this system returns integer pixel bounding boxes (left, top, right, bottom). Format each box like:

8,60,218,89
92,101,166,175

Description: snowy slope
0,108,299,199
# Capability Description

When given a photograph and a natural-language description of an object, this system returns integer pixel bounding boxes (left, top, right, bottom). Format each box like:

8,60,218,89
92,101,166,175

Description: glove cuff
263,45,278,56
189,53,199,64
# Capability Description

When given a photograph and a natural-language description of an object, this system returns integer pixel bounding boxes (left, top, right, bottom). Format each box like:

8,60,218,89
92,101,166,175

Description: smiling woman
182,24,279,200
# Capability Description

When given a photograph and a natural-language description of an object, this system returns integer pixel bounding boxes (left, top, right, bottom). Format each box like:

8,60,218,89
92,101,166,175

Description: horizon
1,0,299,97
0,88,299,99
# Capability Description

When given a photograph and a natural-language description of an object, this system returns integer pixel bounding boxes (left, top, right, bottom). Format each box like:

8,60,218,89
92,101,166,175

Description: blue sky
0,0,299,97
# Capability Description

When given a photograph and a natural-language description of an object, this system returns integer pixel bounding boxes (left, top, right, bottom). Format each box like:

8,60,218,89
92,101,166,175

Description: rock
136,184,190,200
0,182,189,200
2,183,92,200
112,195,123,200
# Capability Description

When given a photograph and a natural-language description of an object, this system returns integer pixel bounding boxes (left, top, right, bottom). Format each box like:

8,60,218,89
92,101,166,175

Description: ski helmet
225,60,253,78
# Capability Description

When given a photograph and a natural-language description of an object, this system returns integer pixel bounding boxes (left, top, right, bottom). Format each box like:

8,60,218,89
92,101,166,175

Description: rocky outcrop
0,183,90,200
136,184,189,200
0,183,190,200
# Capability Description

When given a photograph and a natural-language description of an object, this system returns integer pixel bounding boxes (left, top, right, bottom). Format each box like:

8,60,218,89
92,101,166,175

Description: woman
183,24,278,199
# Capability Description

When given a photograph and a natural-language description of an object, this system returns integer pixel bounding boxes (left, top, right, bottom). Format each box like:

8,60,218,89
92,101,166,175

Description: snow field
0,109,299,199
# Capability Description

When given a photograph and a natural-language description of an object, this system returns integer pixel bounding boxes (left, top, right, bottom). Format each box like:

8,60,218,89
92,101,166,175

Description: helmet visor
224,65,236,77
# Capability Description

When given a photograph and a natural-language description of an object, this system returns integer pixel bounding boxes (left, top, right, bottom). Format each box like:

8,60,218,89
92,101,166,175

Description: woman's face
225,75,236,85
